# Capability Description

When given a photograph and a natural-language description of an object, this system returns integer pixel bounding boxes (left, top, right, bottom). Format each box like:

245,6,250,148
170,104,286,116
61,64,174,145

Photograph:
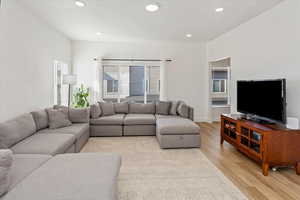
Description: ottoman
156,118,201,149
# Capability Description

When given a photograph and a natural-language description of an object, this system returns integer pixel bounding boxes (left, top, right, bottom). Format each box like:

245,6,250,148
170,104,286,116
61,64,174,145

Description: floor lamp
63,74,77,107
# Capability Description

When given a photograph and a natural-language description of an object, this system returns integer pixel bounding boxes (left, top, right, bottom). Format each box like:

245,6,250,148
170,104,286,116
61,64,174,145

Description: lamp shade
63,74,77,85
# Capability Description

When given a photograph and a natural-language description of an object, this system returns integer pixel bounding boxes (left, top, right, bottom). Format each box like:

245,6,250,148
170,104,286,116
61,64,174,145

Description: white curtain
92,58,103,103
160,60,167,101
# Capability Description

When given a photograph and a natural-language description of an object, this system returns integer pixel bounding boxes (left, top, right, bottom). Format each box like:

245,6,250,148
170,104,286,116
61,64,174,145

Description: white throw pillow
0,149,13,197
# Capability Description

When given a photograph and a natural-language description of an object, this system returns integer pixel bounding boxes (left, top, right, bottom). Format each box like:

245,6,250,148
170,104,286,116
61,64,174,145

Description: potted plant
72,84,90,108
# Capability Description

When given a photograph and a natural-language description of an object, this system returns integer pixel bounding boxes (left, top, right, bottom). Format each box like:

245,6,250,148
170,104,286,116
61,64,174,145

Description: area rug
82,136,248,200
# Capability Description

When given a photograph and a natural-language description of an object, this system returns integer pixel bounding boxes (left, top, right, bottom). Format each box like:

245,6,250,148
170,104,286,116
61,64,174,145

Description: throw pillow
114,102,129,114
90,104,102,119
169,101,180,115
177,103,189,118
69,108,90,123
30,109,49,131
99,102,115,116
0,149,13,197
53,105,69,119
156,101,171,115
46,109,72,129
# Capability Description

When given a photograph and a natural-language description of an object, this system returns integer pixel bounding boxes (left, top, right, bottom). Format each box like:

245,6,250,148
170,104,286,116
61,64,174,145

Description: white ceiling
20,0,283,43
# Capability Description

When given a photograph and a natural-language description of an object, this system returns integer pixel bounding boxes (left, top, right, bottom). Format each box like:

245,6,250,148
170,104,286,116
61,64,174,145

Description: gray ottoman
156,118,201,149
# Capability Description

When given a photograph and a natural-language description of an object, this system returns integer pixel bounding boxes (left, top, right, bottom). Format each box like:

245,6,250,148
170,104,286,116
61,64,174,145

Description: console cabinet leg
262,163,269,176
296,162,300,175
220,136,224,145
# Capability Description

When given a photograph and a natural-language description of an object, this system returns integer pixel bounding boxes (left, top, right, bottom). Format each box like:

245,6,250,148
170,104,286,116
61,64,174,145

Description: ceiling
20,0,283,43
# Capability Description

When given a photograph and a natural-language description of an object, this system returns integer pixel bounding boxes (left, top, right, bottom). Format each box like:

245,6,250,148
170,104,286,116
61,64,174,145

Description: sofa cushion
124,114,156,125
90,114,125,125
156,101,171,115
69,108,90,123
37,123,89,140
169,101,180,115
156,118,200,135
0,149,13,196
177,103,189,118
2,153,121,200
99,102,115,116
129,103,155,114
30,109,49,131
114,102,129,114
46,109,72,129
0,114,36,148
155,114,181,119
11,134,75,156
9,154,51,191
90,104,102,119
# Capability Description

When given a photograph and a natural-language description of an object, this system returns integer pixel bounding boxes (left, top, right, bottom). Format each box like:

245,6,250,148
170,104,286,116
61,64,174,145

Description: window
213,79,226,93
103,66,119,102
107,80,118,93
102,64,160,103
212,70,228,93
209,59,231,107
146,66,160,102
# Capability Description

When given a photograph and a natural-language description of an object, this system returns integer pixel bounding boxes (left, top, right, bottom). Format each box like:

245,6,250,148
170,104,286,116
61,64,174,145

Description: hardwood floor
199,122,300,200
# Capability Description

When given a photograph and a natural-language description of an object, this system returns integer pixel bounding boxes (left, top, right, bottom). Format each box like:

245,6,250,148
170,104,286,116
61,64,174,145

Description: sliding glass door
146,66,160,103
103,65,160,103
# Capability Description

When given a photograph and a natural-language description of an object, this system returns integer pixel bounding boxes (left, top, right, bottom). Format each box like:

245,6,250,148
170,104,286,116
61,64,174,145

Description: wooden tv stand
221,114,300,176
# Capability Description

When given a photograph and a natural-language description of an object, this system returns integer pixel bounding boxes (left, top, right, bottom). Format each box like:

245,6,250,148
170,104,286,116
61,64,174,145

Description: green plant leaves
72,84,90,108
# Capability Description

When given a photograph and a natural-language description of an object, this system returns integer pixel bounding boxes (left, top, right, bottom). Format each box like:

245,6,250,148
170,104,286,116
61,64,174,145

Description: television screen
237,79,286,123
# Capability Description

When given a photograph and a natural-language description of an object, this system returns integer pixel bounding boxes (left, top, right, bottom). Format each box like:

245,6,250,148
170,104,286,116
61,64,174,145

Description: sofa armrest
187,106,194,121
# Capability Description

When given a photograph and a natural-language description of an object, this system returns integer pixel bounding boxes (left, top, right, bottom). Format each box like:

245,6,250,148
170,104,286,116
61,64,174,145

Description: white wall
207,0,300,121
72,41,209,122
0,0,71,122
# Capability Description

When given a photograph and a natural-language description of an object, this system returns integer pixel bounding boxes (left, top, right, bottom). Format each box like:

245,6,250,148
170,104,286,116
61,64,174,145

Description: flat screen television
237,79,286,124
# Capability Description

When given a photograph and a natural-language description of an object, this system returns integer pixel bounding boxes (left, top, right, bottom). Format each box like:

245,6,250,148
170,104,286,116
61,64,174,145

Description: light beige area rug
82,136,248,200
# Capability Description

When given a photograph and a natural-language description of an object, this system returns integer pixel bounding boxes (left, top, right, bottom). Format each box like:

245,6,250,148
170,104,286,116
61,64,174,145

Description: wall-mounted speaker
287,117,299,130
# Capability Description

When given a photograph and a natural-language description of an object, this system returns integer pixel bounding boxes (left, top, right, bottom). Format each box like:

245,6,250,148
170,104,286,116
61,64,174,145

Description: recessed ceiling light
145,3,160,12
96,32,102,36
215,7,224,12
186,34,192,38
75,0,86,7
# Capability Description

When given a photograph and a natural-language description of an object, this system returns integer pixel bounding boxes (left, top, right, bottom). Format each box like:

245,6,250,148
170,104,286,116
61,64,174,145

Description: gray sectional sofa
0,108,121,200
90,101,201,149
0,100,200,199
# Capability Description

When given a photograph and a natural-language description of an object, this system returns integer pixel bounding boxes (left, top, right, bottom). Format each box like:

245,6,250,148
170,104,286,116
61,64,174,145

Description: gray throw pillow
156,101,171,115
169,101,180,115
0,149,13,197
114,102,129,114
53,105,69,119
31,109,49,131
177,103,189,118
90,104,102,119
69,108,90,123
46,109,72,129
99,102,115,116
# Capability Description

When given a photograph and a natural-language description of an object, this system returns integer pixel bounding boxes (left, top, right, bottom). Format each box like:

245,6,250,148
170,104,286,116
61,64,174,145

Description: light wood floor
199,122,300,200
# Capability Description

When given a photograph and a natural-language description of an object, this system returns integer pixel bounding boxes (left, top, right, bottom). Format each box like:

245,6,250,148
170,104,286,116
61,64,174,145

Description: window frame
212,79,227,93
102,63,161,103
